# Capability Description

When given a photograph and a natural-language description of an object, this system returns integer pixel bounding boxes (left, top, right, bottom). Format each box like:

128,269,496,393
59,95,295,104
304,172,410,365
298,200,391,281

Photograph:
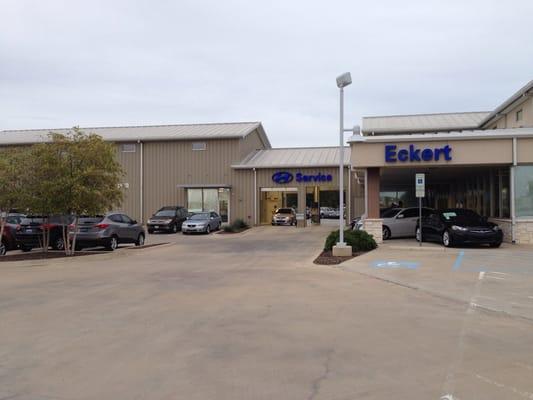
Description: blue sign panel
385,144,452,163
272,171,333,184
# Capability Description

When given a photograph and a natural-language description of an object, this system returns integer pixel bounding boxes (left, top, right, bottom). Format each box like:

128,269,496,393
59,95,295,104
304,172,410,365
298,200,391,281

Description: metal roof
232,147,350,169
0,122,271,146
362,111,490,135
349,127,533,143
480,80,533,127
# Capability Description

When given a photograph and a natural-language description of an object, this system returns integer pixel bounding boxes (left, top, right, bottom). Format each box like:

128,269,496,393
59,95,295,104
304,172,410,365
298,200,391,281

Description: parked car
70,213,145,251
0,225,17,255
272,208,296,226
416,208,503,248
182,211,222,234
147,206,188,234
354,207,434,240
16,215,74,252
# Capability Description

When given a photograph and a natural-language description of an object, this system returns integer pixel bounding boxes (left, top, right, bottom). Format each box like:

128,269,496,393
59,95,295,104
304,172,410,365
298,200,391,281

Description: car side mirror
131,220,137,225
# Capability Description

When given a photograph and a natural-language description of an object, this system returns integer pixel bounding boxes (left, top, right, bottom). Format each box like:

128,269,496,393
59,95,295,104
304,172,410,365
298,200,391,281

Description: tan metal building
0,122,355,227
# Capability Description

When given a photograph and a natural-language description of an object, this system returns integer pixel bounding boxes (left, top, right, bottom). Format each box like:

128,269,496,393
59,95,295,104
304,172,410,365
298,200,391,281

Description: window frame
121,143,137,153
192,142,207,151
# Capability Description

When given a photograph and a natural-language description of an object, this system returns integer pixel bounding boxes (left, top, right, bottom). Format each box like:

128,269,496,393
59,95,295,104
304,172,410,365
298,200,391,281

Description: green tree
26,128,124,254
0,148,30,255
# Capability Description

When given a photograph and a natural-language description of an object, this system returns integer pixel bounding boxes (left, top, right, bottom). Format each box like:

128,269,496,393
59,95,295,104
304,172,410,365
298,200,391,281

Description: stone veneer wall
490,218,533,244
362,218,383,244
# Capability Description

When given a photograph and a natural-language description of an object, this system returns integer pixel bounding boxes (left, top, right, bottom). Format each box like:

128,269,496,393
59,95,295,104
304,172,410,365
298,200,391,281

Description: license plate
80,228,89,232
26,229,33,232
154,225,159,229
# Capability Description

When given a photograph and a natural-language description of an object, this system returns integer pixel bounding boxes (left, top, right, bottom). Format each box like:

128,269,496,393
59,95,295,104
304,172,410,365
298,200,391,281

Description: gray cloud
1,0,532,146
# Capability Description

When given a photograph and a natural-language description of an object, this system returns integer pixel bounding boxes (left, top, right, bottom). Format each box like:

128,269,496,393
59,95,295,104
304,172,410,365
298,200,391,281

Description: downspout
138,140,144,224
511,137,517,244
253,168,257,226
347,165,351,224
364,169,368,219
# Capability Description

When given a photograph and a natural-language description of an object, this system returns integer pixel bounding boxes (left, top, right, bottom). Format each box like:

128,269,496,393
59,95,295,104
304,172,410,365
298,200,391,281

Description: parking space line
452,251,465,271
371,260,420,269
478,271,485,280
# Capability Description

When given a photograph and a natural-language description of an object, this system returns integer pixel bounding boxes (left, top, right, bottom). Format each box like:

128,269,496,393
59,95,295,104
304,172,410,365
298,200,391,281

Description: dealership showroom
1,80,532,244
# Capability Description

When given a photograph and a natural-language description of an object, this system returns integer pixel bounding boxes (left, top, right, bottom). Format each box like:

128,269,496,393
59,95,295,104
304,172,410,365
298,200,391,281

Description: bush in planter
324,229,377,253
223,225,236,233
233,219,249,229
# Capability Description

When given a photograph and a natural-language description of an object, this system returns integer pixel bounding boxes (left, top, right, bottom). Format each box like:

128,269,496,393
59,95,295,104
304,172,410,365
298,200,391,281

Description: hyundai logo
272,171,294,184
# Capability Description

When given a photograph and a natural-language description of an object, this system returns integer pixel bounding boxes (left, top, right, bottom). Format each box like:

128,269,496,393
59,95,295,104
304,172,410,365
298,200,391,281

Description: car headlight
451,225,468,231
148,219,154,224
163,220,171,224
492,226,501,231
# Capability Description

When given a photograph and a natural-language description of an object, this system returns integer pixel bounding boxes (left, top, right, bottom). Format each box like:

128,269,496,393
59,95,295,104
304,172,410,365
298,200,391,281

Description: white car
354,207,434,240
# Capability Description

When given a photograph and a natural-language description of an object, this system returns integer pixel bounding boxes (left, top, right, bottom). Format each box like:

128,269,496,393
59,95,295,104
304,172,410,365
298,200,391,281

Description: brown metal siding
115,143,141,219
238,129,266,160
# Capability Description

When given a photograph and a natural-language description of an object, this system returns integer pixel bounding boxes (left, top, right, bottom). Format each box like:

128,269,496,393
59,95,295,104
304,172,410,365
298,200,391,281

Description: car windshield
155,210,175,217
381,208,402,218
276,208,293,214
440,209,483,224
190,213,209,220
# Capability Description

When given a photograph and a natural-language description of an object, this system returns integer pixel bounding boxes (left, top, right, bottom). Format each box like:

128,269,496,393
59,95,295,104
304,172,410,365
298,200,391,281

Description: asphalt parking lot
1,226,533,400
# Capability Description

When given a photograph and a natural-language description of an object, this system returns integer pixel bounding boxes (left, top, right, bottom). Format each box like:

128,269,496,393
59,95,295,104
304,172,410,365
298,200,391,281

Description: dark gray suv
70,212,145,251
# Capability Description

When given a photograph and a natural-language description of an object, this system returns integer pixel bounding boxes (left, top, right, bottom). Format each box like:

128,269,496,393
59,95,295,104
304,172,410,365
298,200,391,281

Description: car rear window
155,210,175,217
78,217,105,225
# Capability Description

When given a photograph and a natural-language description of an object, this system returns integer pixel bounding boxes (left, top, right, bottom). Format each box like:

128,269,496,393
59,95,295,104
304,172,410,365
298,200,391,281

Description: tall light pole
335,72,352,249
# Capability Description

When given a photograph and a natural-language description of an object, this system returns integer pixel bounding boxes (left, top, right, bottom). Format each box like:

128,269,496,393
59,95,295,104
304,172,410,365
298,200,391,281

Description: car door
399,208,419,237
390,209,409,237
423,213,441,241
120,214,137,242
177,208,187,229
108,214,125,241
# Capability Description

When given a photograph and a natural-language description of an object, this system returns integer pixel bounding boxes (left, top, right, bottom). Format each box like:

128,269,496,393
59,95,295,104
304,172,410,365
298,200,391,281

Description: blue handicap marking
371,260,420,269
452,251,465,271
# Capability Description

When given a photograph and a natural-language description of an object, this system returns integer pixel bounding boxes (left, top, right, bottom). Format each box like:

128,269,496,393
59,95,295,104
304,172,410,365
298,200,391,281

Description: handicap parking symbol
371,260,420,269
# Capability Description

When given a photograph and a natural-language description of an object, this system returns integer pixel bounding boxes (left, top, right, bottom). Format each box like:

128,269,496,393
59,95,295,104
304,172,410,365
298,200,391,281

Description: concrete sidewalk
341,242,533,321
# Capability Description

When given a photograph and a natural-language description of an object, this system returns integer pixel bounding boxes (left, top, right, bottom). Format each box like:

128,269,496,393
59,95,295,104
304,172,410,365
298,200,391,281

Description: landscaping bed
217,227,249,234
313,250,365,265
314,228,377,265
0,250,108,262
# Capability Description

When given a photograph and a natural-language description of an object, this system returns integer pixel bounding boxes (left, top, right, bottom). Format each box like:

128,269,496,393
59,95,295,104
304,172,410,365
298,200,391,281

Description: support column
362,167,383,243
297,187,306,228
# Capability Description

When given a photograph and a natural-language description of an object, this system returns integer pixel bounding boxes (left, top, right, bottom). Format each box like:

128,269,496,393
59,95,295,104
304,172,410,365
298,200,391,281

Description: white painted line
485,276,506,280
478,271,485,280
489,272,508,275
527,296,533,300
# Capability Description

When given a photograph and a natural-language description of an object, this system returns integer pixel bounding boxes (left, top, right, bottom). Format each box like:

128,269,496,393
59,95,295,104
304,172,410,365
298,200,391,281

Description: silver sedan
182,212,222,234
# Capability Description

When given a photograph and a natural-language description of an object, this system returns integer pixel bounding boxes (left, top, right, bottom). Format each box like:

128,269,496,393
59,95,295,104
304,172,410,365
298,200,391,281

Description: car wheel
216,223,221,231
171,224,178,234
0,244,6,256
382,226,391,240
135,233,145,246
489,242,502,248
415,227,423,242
52,237,65,251
106,236,118,251
442,230,452,247
148,229,154,234
206,225,211,234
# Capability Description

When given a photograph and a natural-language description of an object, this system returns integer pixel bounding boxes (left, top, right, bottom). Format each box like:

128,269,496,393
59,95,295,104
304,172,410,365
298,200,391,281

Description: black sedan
416,208,503,248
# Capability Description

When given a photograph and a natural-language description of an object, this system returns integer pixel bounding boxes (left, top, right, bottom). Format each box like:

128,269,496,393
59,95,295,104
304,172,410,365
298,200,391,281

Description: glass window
192,142,206,151
402,208,419,218
515,166,533,218
121,215,133,224
109,214,123,223
187,189,203,213
121,143,136,153
516,109,523,122
203,189,218,212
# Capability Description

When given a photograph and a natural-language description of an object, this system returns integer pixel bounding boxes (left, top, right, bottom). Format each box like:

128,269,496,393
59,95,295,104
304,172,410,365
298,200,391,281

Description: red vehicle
0,225,17,255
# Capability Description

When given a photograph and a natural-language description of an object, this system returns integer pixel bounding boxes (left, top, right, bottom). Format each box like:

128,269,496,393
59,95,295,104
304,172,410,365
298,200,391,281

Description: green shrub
233,219,249,229
223,225,236,233
324,229,377,252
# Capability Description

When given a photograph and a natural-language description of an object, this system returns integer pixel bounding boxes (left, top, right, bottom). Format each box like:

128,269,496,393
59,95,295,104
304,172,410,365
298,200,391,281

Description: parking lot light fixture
334,72,351,254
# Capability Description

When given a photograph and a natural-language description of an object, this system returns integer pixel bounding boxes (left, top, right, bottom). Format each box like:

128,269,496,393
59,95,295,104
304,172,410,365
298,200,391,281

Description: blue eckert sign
272,171,333,184
385,144,452,163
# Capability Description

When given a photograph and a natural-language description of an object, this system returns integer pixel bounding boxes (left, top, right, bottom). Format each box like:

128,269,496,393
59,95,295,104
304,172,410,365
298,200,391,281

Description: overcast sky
1,0,532,147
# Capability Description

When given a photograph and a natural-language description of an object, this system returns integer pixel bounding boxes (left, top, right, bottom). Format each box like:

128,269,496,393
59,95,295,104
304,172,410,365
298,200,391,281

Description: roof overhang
349,127,533,143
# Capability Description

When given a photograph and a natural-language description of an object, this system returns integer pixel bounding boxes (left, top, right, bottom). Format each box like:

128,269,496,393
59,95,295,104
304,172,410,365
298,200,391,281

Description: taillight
68,223,75,231
95,223,109,230
40,223,57,230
